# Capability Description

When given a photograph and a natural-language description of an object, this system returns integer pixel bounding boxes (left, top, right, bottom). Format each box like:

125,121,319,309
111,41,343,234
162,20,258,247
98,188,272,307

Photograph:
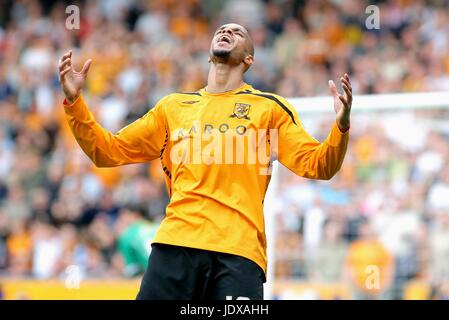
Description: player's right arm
59,50,166,167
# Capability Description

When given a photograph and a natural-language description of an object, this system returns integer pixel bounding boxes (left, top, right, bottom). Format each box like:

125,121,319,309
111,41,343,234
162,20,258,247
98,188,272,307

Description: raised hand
329,73,352,132
59,50,92,104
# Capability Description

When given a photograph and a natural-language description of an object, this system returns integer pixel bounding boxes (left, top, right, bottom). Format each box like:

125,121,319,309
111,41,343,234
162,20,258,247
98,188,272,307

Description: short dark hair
244,28,254,57
122,203,146,217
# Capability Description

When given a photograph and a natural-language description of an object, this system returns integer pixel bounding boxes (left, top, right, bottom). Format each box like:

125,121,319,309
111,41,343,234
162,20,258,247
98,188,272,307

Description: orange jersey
64,83,349,274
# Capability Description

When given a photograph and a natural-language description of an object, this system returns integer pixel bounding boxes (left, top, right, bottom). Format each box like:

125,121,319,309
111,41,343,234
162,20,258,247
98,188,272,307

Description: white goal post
263,91,449,300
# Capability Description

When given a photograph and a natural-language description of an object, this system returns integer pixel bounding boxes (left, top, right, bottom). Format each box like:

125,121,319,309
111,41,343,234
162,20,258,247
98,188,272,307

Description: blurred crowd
275,110,449,299
0,0,449,299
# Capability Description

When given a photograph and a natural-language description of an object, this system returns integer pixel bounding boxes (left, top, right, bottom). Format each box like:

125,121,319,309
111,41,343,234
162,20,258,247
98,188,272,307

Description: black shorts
136,243,265,300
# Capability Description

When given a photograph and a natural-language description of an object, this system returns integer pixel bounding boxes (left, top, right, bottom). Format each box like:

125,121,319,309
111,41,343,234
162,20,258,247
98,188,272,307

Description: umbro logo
182,100,200,104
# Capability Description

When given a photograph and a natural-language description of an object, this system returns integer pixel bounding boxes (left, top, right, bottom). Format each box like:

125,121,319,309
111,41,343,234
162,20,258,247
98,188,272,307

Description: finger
344,73,352,88
81,59,92,76
59,57,71,71
60,66,71,80
342,83,351,97
342,85,353,105
60,50,72,62
338,95,348,107
328,80,338,97
341,77,352,92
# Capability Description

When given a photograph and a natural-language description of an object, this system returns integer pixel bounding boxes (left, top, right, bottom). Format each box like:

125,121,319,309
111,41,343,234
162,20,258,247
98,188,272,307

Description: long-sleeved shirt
64,83,349,275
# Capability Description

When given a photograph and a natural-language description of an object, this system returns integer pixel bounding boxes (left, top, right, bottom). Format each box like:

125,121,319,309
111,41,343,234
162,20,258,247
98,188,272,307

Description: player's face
210,23,251,61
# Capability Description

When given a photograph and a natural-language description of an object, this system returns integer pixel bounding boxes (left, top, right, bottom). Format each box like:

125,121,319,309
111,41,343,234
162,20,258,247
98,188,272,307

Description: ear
243,54,254,69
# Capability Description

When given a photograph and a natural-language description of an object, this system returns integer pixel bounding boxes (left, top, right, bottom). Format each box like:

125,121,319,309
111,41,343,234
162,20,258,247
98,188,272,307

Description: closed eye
231,28,243,35
215,29,244,37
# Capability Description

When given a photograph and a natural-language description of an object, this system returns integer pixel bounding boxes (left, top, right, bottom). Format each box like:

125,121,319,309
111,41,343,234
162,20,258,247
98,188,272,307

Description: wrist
66,94,79,105
336,120,350,133
64,93,81,106
336,112,350,133
65,89,81,105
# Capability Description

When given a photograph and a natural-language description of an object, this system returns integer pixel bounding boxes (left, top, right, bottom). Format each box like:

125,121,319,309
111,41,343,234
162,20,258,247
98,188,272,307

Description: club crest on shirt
230,103,251,120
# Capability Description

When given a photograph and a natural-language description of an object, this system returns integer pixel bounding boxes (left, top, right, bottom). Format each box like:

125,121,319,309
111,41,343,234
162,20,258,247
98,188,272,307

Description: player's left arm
272,74,352,180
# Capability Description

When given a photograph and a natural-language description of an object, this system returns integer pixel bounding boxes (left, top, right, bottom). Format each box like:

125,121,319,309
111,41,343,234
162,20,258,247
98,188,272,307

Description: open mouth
218,35,232,44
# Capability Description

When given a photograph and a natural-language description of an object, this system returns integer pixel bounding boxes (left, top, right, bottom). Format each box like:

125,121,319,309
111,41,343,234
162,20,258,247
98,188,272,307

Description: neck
206,62,245,93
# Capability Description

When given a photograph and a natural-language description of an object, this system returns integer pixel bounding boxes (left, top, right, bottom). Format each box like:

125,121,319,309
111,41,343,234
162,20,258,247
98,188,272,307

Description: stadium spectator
344,221,395,300
307,219,348,283
115,205,158,277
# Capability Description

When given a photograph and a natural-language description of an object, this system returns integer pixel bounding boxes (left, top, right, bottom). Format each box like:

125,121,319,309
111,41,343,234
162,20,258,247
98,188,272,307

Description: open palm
59,50,92,104
328,73,352,132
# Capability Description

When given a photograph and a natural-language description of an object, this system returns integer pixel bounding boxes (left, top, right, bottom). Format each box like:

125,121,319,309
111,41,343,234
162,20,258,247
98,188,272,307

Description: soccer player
59,23,352,300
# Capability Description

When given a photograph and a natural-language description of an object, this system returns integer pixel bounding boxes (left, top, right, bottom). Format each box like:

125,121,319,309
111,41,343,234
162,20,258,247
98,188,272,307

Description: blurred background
0,0,449,300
